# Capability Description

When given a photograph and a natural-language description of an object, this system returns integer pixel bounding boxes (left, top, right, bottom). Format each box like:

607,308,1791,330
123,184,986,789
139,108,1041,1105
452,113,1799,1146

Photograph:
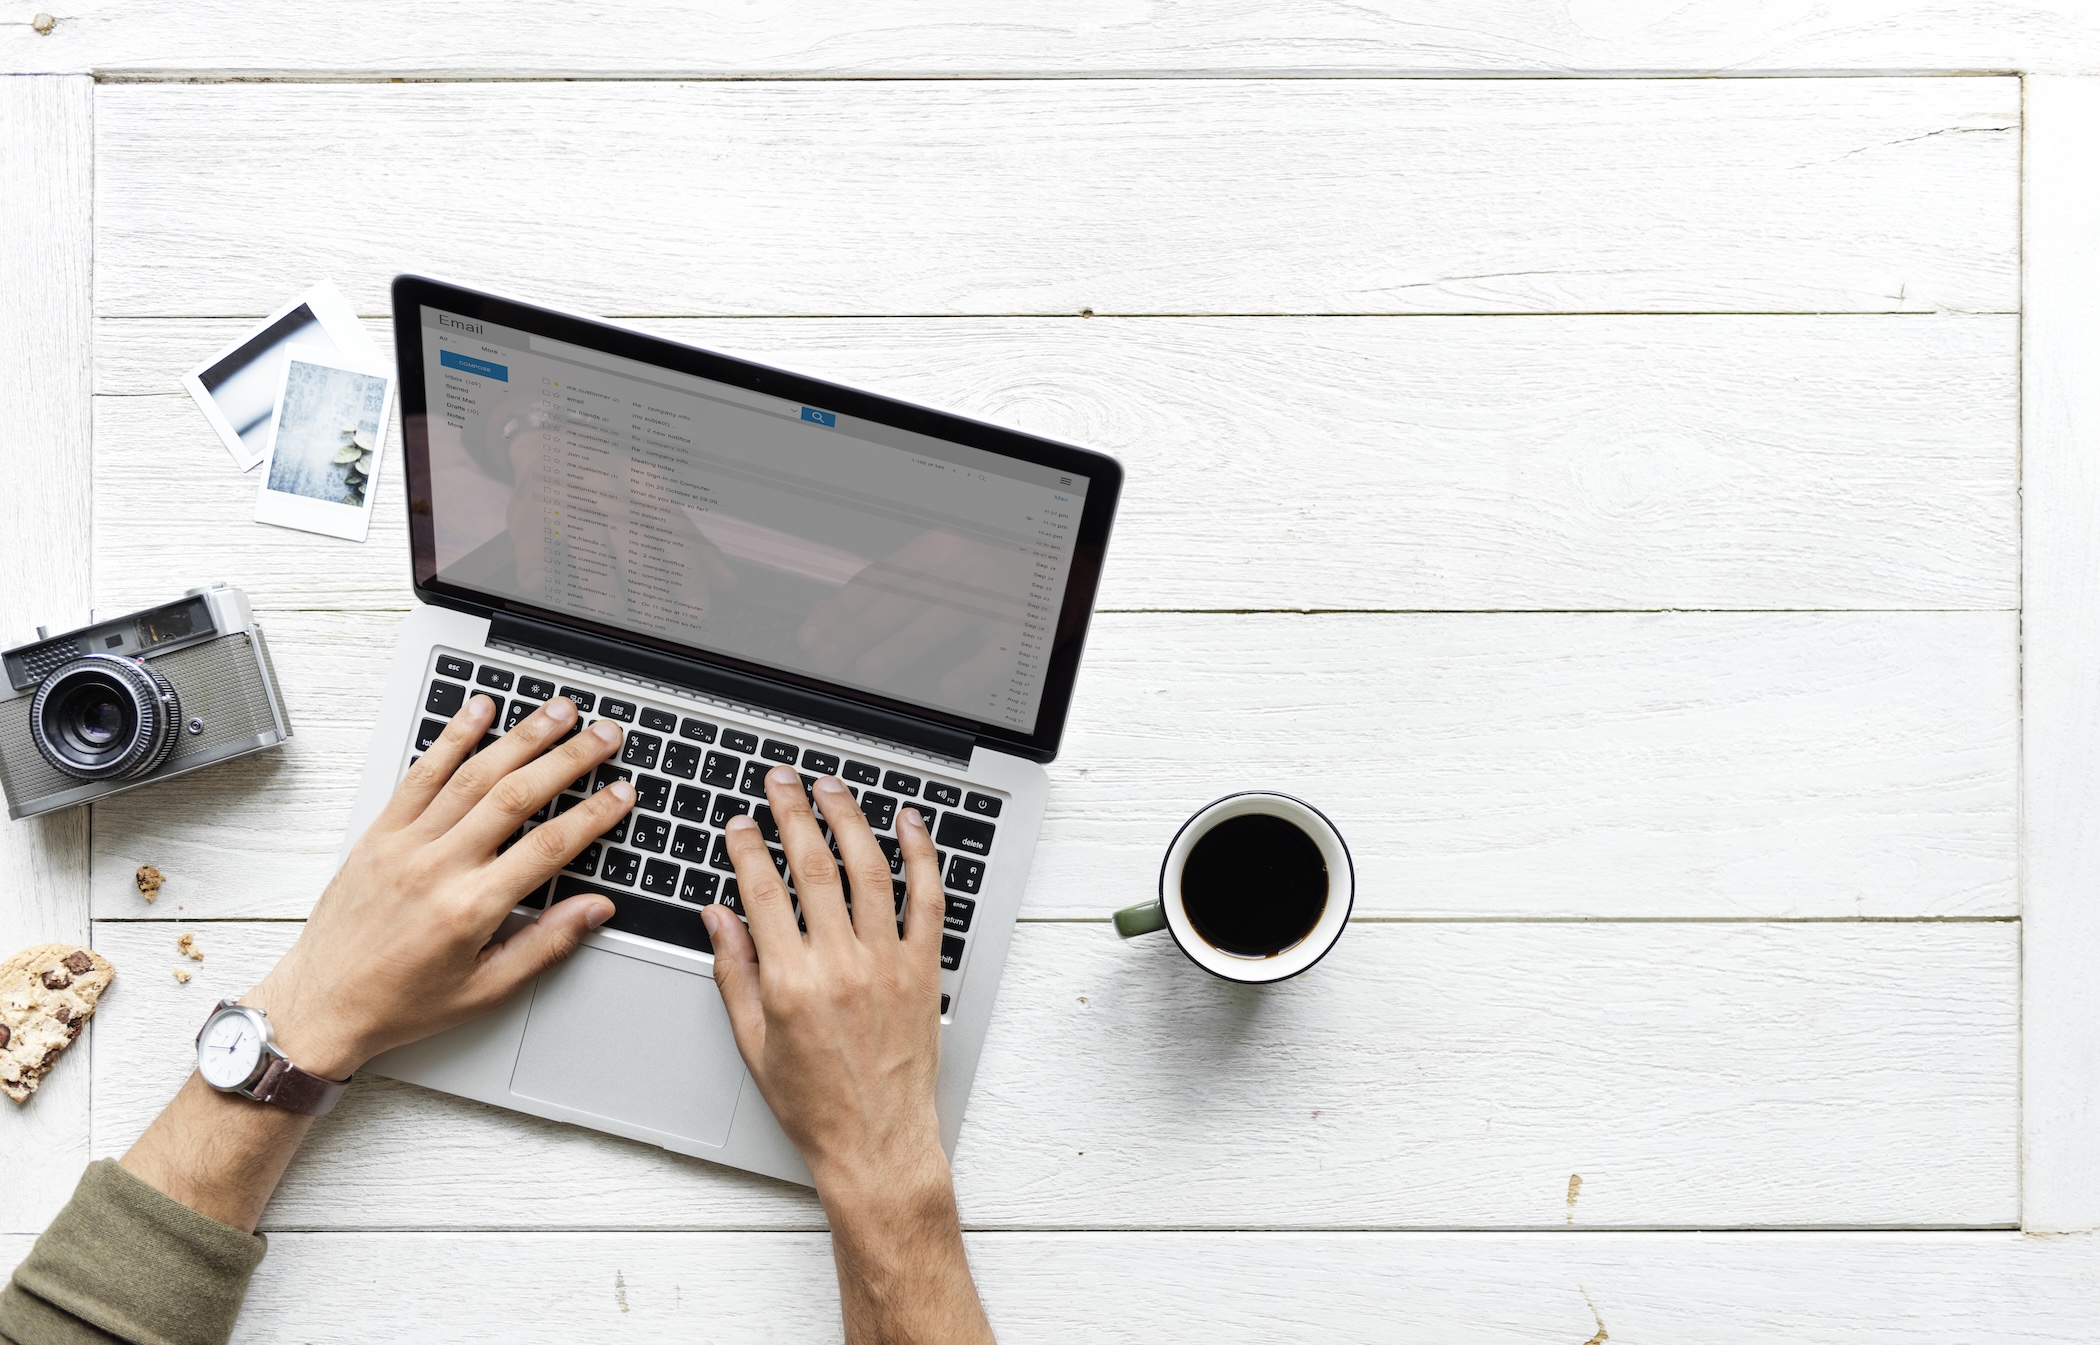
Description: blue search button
440,350,509,381
800,407,836,428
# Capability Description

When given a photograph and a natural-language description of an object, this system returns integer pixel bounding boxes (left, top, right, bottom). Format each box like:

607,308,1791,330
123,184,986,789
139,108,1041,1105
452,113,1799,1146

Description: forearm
119,1072,314,1234
820,1152,994,1345
0,1160,266,1345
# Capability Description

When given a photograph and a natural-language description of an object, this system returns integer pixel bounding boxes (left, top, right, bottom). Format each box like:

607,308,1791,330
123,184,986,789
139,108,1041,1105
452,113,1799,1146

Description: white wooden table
9,5,2100,1338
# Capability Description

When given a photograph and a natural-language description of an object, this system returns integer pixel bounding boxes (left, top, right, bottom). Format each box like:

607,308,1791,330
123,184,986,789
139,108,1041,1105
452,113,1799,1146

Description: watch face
197,1009,265,1089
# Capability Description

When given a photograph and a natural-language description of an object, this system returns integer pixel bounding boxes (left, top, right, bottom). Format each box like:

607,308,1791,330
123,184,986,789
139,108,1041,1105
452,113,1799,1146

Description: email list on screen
420,307,1089,734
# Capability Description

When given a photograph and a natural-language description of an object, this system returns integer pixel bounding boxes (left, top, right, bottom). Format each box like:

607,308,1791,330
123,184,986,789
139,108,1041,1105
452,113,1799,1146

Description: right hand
702,766,949,1198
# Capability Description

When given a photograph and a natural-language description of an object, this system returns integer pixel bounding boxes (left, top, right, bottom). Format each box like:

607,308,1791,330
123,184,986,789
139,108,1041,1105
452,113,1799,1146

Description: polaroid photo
183,281,380,471
254,343,395,543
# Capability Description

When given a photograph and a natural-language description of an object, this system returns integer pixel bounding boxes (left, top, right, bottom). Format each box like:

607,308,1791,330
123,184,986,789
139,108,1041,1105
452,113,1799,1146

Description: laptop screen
396,284,1119,757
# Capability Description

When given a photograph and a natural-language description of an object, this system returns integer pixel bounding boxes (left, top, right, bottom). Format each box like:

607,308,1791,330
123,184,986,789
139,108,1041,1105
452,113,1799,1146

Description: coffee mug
1114,792,1353,983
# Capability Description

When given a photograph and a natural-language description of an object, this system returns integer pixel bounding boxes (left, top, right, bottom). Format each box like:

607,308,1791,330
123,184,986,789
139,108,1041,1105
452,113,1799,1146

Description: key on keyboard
621,732,662,770
662,741,702,779
936,812,995,856
425,680,465,716
700,751,739,787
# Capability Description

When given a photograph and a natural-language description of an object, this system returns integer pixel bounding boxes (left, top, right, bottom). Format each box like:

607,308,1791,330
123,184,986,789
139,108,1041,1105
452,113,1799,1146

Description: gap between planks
77,71,2033,84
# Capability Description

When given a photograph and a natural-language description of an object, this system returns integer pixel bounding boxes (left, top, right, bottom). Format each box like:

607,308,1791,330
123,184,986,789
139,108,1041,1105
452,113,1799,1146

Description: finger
700,905,767,1069
724,814,804,956
443,708,623,857
897,805,945,962
816,776,900,943
766,765,851,941
372,692,497,832
470,891,616,1005
414,694,611,840
486,775,635,900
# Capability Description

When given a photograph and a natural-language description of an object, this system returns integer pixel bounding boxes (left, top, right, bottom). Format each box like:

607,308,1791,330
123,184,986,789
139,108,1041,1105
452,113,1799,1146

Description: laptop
339,276,1121,1185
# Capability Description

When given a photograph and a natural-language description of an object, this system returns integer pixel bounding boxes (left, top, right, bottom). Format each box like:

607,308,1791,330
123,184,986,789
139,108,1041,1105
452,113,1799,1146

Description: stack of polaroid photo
183,281,397,543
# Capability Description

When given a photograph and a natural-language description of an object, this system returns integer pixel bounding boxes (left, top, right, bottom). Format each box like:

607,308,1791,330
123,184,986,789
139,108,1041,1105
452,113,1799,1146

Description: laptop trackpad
509,946,745,1149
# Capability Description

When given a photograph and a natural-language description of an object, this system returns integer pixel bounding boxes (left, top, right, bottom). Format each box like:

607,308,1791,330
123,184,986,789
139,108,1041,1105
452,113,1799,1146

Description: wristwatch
193,1001,351,1116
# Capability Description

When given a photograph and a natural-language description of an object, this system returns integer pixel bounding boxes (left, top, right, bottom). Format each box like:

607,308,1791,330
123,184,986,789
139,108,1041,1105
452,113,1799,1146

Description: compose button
800,406,836,427
440,350,509,381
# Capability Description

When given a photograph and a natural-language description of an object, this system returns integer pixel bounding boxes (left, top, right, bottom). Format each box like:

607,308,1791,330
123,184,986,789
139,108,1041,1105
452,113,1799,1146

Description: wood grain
11,2,2100,78
0,75,94,1234
2020,77,2100,1235
85,608,2015,923
8,1227,2100,1343
87,919,2018,1230
95,313,2019,613
91,79,2019,318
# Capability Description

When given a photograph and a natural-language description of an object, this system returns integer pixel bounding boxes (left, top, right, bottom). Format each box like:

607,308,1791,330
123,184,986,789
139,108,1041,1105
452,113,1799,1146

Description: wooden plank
87,919,2017,1230
86,1232,2100,1343
91,79,2019,318
2021,76,2100,1235
96,313,2019,613
7,1228,2099,1342
86,608,2016,923
13,2,2100,78
0,75,93,1234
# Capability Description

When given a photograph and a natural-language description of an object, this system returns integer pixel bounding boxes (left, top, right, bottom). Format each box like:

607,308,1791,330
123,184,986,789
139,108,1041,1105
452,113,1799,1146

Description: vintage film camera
0,585,291,820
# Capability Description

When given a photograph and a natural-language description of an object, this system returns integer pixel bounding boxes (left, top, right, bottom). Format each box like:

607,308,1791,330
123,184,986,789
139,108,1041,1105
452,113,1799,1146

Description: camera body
0,585,292,820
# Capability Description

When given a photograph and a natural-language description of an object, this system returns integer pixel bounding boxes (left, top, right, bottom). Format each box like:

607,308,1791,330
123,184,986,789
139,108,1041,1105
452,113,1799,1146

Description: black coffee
1180,813,1328,957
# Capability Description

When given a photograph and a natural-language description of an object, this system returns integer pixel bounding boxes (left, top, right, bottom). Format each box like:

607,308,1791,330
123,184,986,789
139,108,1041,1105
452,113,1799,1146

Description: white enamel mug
1113,792,1354,984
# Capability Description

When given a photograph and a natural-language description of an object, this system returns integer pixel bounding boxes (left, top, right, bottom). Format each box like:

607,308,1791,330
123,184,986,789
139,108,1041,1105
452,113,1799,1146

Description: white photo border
182,280,377,472
253,341,395,543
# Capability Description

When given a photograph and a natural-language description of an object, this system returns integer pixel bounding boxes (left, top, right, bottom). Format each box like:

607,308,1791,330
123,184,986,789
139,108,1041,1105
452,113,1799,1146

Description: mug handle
1113,900,1167,939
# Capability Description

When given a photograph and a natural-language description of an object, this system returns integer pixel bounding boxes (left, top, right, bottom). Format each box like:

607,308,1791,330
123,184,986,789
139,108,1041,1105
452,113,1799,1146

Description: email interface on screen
419,307,1089,733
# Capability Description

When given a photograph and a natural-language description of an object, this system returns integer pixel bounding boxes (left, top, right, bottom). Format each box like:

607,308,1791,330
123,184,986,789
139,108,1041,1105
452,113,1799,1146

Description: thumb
702,905,766,1066
475,894,613,998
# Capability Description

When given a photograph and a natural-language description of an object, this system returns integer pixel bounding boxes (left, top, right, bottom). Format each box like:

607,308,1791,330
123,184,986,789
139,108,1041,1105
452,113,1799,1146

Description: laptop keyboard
409,648,998,1019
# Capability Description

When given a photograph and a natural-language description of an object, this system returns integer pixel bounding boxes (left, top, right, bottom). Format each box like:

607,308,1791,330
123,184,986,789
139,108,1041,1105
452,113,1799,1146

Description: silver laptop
339,276,1121,1185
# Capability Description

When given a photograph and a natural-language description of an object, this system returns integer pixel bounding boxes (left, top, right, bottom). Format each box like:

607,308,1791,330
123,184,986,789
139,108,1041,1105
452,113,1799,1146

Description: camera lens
31,654,180,782
75,692,127,746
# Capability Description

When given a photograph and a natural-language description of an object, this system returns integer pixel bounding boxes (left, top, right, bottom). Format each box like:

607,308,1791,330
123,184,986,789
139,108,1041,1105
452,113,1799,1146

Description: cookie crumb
135,865,165,903
176,932,203,962
172,967,192,984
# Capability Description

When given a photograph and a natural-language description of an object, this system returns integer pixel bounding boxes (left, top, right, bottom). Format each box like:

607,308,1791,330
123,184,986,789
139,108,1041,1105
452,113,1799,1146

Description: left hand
242,690,635,1078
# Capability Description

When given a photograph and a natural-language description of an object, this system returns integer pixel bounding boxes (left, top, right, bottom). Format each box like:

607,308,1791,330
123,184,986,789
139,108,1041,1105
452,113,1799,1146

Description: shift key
935,812,995,856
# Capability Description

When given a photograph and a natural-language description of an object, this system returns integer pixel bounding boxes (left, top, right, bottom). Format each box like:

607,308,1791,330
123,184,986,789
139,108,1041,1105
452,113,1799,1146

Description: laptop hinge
486,613,977,763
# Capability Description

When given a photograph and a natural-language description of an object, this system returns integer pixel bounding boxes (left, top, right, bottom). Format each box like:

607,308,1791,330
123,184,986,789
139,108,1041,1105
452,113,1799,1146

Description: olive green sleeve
0,1161,266,1345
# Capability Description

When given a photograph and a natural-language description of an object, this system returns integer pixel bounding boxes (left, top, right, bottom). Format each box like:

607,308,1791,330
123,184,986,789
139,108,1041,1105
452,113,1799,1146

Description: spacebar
551,877,713,955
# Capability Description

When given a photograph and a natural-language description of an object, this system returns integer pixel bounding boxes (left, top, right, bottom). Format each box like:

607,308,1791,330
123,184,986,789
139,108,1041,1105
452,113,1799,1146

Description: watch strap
246,1053,350,1117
